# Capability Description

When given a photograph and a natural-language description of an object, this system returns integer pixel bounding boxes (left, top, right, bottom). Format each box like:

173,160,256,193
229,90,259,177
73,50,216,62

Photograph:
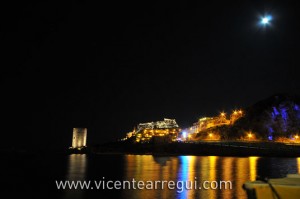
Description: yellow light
233,110,238,115
248,133,252,138
188,134,192,138
209,133,213,138
239,110,243,114
295,135,299,139
220,112,225,117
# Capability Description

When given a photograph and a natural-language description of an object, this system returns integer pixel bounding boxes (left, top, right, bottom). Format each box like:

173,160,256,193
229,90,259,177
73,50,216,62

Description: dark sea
3,154,300,199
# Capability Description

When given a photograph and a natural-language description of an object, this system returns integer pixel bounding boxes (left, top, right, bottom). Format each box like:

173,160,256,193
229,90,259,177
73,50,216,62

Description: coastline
6,141,299,158
89,141,300,158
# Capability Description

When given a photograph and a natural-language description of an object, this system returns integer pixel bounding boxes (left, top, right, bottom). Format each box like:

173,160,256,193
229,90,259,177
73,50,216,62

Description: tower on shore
72,128,87,148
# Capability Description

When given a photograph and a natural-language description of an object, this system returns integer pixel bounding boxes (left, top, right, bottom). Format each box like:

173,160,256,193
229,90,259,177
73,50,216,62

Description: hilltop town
120,94,300,145
123,110,244,144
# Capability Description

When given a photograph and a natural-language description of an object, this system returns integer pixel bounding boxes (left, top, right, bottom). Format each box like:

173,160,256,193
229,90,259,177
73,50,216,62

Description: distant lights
268,135,273,141
248,132,253,139
232,109,243,115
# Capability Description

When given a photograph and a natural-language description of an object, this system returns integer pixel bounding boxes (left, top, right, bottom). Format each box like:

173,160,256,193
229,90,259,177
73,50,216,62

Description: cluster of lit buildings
125,118,181,143
186,110,244,135
124,110,245,143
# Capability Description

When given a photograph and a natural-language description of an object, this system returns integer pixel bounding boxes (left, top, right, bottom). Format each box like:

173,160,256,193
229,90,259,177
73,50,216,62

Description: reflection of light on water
249,157,259,181
236,158,249,199
297,158,300,173
123,155,300,199
124,155,179,199
177,156,189,199
222,158,234,199
198,157,210,199
64,154,87,199
176,156,197,199
208,156,218,199
187,156,196,199
222,158,233,181
209,156,217,181
67,154,87,180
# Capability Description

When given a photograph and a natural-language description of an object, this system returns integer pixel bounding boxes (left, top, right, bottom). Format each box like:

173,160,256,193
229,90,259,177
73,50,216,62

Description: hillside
231,93,300,140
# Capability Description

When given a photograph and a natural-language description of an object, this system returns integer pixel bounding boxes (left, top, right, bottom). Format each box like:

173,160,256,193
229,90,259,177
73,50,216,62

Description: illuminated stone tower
72,128,87,148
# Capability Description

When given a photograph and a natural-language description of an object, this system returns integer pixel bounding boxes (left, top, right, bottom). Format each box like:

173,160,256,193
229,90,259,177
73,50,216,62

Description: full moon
262,17,269,24
261,16,272,25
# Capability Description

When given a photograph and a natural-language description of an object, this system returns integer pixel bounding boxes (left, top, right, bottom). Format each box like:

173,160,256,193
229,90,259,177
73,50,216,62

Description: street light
248,133,252,140
182,131,187,140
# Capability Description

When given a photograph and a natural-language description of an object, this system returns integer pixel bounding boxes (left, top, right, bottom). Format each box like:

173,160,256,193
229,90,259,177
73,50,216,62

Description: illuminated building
189,122,199,134
130,118,180,143
72,128,87,148
124,110,244,142
190,110,244,135
126,132,133,138
197,114,230,132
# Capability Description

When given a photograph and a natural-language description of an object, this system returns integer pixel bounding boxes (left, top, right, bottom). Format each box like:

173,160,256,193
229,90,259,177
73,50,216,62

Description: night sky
1,1,300,150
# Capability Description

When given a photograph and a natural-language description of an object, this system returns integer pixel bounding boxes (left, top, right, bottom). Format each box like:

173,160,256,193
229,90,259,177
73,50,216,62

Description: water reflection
249,157,259,181
153,156,171,166
123,155,300,199
298,158,300,173
177,156,192,199
123,155,178,199
208,156,217,199
64,154,87,199
222,157,233,199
